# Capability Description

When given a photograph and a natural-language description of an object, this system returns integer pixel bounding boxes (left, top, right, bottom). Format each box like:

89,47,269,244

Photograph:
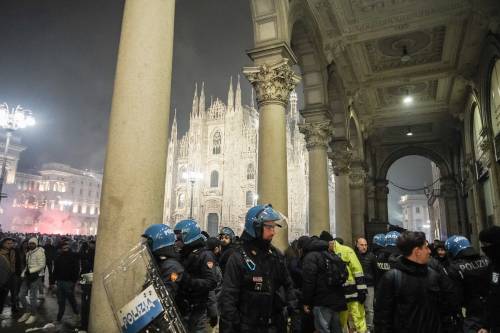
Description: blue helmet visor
258,207,283,227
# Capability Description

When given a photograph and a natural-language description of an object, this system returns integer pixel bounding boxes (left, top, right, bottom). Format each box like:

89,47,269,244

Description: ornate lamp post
0,103,36,203
182,171,202,219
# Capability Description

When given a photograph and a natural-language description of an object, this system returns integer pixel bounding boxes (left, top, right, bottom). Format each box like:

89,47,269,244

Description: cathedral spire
235,74,241,111
199,81,205,118
192,82,198,118
227,76,234,112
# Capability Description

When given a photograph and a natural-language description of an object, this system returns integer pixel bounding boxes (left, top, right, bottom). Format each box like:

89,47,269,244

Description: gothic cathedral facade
163,76,311,239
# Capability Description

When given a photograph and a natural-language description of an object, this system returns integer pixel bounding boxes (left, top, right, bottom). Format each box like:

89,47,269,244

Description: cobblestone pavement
0,284,84,333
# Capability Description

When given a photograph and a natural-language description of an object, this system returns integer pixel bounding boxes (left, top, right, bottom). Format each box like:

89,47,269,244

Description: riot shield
103,242,186,333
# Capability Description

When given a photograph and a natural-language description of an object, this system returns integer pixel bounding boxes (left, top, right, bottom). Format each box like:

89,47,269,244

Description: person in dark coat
445,235,489,333
299,236,346,333
355,237,377,332
218,227,239,274
219,204,295,333
479,226,500,333
0,237,18,316
205,237,223,328
174,219,217,333
44,238,57,286
374,231,457,333
53,241,80,322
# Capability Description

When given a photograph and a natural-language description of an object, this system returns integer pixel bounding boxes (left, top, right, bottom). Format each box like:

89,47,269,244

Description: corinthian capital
243,59,300,106
328,140,352,175
298,121,334,150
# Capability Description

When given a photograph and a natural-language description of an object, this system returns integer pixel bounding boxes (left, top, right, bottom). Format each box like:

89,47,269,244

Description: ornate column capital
243,58,300,107
328,140,352,175
349,164,367,188
298,120,334,150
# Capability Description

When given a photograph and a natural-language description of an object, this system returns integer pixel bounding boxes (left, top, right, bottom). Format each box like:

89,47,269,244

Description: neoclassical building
163,78,315,239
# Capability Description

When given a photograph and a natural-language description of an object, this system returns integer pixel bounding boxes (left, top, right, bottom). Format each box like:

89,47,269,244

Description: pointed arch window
246,163,255,180
210,170,219,188
212,131,222,155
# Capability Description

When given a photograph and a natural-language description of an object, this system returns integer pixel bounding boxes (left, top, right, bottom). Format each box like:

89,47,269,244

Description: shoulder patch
207,261,214,269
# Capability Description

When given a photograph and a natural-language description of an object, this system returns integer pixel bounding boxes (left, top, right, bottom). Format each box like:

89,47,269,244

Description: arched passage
387,156,438,241
374,145,462,238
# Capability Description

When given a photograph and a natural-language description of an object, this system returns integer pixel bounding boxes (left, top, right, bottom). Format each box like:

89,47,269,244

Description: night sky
0,0,254,172
0,0,430,222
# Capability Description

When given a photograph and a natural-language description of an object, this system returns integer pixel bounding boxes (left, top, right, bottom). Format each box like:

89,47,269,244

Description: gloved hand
358,291,367,304
209,315,218,327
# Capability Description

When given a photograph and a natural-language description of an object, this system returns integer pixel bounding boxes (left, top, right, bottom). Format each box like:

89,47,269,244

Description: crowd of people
144,203,500,333
0,232,95,331
1,203,500,333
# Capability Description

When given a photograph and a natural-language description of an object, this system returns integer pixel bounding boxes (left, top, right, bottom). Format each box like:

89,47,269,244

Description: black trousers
81,284,92,330
0,275,17,313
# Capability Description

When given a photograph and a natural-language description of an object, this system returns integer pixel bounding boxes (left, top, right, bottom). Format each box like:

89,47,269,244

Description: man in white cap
18,237,46,325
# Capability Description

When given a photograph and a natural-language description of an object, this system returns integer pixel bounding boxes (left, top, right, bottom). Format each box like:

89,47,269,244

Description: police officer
375,231,401,284
142,224,184,298
479,226,500,333
174,219,217,333
445,235,489,333
219,204,294,333
219,227,238,273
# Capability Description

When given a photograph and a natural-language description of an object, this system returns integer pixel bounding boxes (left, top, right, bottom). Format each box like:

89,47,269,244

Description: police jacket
177,240,217,310
446,248,489,318
355,249,377,287
375,246,400,286
219,243,238,274
219,235,294,333
485,261,500,331
300,237,347,311
374,256,457,333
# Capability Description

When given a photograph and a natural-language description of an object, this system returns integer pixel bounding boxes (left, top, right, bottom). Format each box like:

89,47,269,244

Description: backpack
321,251,348,287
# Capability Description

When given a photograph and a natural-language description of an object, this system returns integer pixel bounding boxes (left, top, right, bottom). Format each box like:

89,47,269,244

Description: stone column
329,140,353,245
88,1,175,332
440,177,461,235
243,59,300,251
374,179,389,223
299,120,334,236
350,163,367,240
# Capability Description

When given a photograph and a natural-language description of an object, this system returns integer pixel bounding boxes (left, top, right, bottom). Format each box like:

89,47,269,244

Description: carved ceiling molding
364,26,446,72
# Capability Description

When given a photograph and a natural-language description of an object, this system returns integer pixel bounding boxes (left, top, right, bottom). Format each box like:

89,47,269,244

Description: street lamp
182,171,202,219
0,103,36,203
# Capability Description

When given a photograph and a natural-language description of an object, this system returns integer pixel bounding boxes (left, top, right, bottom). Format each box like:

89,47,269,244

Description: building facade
163,77,317,239
399,194,432,241
4,163,102,235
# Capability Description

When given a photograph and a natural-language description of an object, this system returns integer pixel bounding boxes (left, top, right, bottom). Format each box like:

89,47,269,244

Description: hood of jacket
303,237,329,254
